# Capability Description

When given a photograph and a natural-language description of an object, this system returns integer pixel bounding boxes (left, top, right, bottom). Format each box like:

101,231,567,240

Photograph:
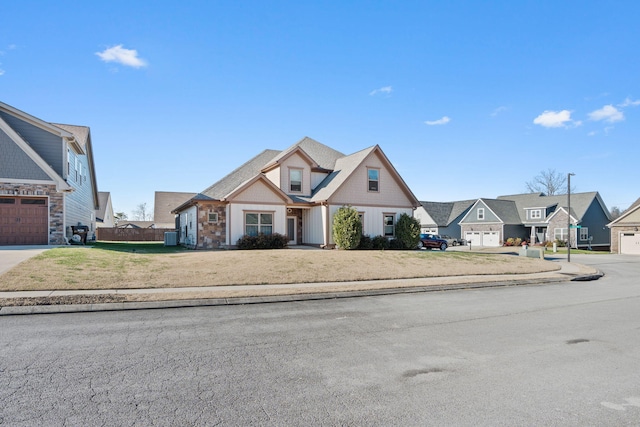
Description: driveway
0,246,52,275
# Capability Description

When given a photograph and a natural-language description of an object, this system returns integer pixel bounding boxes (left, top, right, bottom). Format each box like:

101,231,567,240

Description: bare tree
132,203,154,221
525,169,574,195
609,206,623,220
114,212,128,225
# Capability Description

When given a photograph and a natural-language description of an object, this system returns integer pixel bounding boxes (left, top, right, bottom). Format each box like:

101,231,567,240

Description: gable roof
0,106,72,192
175,137,418,212
154,191,197,223
96,191,111,221
419,199,476,226
608,197,640,226
497,192,609,222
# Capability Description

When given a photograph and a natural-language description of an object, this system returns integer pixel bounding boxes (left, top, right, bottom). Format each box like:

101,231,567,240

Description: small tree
332,205,362,249
132,202,154,221
114,212,128,225
610,206,622,220
395,213,421,249
525,169,574,195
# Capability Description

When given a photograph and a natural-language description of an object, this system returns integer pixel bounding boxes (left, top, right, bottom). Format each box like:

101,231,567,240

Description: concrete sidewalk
0,260,602,315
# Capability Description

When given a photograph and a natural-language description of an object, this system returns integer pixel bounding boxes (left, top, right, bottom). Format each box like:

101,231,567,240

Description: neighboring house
414,200,475,237
96,191,115,228
154,191,196,229
607,197,640,254
116,221,156,229
0,101,99,245
458,192,611,248
172,137,420,249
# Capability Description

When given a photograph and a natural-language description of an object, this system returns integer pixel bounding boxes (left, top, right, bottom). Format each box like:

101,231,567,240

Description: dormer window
289,169,302,193
530,209,542,219
368,168,379,192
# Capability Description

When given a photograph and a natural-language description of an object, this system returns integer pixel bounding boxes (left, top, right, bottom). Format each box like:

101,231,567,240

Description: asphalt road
1,254,639,426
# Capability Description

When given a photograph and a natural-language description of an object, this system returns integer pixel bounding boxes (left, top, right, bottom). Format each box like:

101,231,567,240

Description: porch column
530,226,537,244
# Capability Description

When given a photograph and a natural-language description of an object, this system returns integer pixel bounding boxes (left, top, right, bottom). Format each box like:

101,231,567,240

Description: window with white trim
579,227,589,241
289,169,302,192
554,228,568,241
245,212,273,236
530,209,542,219
208,212,218,223
383,214,395,237
368,168,379,192
477,208,485,220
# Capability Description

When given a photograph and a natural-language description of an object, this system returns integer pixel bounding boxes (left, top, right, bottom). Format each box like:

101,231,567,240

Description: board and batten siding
0,110,65,176
228,203,287,245
328,205,413,244
303,205,326,245
178,206,198,245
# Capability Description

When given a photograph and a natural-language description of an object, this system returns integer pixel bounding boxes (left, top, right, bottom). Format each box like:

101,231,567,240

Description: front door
287,216,297,245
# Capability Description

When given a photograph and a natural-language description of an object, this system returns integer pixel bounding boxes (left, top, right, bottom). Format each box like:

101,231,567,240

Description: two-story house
172,137,420,249
0,101,99,245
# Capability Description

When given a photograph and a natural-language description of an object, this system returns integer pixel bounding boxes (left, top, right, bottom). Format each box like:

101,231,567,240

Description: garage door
620,233,640,255
465,232,481,246
482,231,500,247
0,197,48,245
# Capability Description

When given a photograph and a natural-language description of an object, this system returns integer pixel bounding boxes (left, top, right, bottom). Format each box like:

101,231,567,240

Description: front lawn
0,243,560,292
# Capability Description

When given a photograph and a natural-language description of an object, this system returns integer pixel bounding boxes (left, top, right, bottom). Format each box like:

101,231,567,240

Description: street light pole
567,172,575,263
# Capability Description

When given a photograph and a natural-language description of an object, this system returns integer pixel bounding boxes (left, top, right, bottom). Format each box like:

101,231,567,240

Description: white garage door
620,233,640,255
482,231,500,247
465,232,481,246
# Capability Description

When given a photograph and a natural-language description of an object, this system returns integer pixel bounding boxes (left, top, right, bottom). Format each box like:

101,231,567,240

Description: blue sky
2,1,639,217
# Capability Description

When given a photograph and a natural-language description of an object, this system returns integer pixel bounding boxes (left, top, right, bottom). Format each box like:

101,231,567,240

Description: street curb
0,273,601,316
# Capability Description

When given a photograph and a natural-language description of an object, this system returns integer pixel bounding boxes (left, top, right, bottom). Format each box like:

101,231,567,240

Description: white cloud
96,45,147,68
588,105,624,123
619,97,640,107
0,69,4,76
532,110,577,128
369,86,392,96
424,116,451,126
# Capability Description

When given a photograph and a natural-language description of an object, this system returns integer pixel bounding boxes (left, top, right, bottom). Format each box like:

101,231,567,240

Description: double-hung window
530,209,541,220
579,227,589,241
477,208,485,220
384,214,395,237
554,228,568,241
245,212,273,236
290,169,302,193
368,168,379,192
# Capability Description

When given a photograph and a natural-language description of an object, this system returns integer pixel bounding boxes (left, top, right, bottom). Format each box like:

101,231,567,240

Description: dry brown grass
0,244,560,292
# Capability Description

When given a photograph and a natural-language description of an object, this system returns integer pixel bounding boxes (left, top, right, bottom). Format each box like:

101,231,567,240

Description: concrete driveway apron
0,246,51,275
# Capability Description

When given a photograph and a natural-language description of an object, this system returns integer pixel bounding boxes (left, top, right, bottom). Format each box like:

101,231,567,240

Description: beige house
96,191,115,228
172,137,420,249
608,197,640,254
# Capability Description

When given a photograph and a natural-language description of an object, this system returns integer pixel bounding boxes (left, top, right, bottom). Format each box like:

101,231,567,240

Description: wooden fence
97,228,176,242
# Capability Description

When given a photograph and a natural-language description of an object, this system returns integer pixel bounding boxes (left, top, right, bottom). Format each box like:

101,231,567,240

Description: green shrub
371,235,389,250
357,235,374,250
236,233,288,250
332,205,362,250
388,238,406,250
395,213,421,249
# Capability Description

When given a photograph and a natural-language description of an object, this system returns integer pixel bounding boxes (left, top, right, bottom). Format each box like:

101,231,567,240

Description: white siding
331,151,414,208
303,206,325,245
279,152,312,195
329,205,413,242
179,206,197,245
229,203,287,245
265,168,280,188
414,206,436,228
232,179,285,203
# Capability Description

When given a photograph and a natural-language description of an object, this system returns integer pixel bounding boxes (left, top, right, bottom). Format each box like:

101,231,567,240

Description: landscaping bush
371,235,390,250
388,238,406,250
332,205,362,250
236,233,288,250
357,235,374,250
504,237,523,247
395,213,421,249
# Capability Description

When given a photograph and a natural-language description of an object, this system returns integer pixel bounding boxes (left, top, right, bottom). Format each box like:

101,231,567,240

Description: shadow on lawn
90,241,187,254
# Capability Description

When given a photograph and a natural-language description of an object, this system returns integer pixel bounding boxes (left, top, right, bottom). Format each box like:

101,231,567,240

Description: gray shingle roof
497,192,602,222
482,199,522,224
310,146,374,202
96,191,110,220
52,123,90,147
419,199,476,226
154,191,197,223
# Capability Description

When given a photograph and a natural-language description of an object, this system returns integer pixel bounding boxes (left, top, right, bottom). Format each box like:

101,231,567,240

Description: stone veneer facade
609,225,639,254
0,182,66,245
196,201,227,249
547,210,577,248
